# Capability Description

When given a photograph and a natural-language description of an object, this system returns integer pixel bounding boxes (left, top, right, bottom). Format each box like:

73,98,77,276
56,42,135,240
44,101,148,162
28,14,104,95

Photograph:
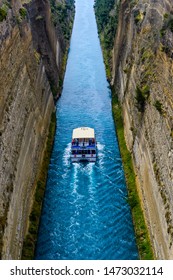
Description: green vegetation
130,0,138,9
167,17,173,32
135,85,150,112
160,13,173,37
153,100,163,114
112,93,154,259
34,49,41,64
164,13,169,19
49,78,59,98
19,7,27,19
0,3,9,22
134,10,144,24
141,50,153,62
50,0,75,41
22,112,56,259
94,0,120,80
47,1,75,98
16,6,27,24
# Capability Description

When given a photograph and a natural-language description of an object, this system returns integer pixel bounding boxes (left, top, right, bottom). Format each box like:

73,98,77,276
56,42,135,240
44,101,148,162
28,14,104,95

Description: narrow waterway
35,0,138,260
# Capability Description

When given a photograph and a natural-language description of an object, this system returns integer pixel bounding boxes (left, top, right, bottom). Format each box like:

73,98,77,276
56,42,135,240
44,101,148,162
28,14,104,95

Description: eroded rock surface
0,0,73,259
112,0,173,259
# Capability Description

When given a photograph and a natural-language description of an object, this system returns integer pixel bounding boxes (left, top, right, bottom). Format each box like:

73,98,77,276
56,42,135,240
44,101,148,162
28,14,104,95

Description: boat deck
71,127,97,162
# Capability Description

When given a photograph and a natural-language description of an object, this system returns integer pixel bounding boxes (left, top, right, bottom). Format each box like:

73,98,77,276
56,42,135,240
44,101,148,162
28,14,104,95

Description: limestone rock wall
0,0,67,259
112,0,173,259
27,0,65,98
26,0,75,98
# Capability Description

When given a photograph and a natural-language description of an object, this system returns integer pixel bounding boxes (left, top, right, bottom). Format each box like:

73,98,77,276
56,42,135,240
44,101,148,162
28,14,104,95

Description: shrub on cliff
162,14,173,33
0,4,8,22
94,0,120,80
19,7,27,19
134,10,144,24
154,100,163,114
160,14,173,38
50,0,75,41
135,85,150,112
94,0,119,50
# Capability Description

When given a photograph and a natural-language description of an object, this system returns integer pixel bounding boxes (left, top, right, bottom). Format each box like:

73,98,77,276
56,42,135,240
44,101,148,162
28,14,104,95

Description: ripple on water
35,0,138,260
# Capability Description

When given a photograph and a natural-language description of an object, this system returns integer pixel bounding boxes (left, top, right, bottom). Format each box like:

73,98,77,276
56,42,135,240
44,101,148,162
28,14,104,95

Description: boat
71,127,97,162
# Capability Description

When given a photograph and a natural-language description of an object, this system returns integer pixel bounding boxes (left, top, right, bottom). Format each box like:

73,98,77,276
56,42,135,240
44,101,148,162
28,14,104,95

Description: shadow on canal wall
0,0,74,259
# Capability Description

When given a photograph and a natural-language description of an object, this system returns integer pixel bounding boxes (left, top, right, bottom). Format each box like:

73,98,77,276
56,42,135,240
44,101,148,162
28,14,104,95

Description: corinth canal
35,0,138,259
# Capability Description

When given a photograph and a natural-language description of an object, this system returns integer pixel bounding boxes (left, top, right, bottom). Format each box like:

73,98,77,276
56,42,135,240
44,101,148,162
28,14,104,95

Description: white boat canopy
72,127,95,139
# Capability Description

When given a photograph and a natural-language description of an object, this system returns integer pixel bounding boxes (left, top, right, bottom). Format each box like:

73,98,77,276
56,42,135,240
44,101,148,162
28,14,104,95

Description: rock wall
27,0,74,97
112,0,173,259
0,0,73,259
27,0,64,98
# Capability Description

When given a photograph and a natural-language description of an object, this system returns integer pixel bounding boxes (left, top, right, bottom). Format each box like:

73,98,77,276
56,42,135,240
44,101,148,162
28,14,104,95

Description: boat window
92,150,96,154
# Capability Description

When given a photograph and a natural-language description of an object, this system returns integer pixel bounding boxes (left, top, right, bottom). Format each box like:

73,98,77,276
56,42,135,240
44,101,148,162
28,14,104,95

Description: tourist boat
71,127,97,162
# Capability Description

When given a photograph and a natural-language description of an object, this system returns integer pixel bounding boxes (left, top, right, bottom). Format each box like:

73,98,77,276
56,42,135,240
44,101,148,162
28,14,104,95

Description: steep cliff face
27,0,74,97
27,0,64,98
0,0,73,259
112,0,173,259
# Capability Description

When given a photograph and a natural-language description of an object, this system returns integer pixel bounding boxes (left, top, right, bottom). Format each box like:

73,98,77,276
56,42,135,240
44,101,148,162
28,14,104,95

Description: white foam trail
71,163,80,194
85,163,95,194
96,142,105,168
63,143,71,167
97,142,104,151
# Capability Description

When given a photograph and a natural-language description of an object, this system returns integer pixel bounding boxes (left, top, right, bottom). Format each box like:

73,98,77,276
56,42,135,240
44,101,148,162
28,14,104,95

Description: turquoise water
35,0,138,260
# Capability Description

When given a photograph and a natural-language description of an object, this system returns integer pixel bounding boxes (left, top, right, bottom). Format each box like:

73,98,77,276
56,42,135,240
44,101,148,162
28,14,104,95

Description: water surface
35,0,138,260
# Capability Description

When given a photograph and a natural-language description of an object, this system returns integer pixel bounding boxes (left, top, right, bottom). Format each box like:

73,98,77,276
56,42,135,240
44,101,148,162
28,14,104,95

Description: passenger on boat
92,139,95,144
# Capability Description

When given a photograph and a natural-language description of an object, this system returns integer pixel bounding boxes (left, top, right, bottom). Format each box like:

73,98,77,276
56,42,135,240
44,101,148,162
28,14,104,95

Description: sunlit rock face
0,0,73,259
112,0,173,259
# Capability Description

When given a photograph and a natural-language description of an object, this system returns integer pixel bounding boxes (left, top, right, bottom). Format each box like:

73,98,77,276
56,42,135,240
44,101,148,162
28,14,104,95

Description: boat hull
71,155,96,163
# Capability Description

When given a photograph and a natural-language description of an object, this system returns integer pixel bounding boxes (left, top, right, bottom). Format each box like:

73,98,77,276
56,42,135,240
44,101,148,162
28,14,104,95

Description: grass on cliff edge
112,94,154,260
22,112,56,260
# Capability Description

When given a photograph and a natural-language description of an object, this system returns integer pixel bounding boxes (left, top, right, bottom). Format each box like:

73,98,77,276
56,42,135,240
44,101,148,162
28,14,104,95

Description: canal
35,0,138,260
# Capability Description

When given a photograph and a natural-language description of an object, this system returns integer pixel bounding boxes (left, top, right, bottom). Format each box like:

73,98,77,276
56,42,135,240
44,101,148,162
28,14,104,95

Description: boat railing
71,141,96,148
